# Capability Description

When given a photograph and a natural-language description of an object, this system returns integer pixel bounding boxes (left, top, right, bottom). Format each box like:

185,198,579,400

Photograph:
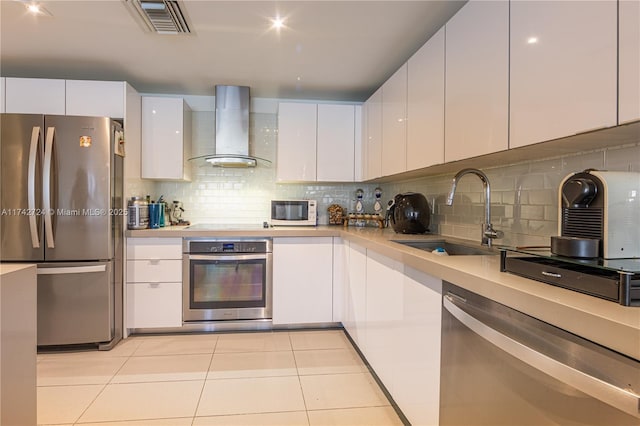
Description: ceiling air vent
124,0,191,34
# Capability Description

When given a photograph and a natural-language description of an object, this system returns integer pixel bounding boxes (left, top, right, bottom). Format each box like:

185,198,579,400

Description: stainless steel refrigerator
1,114,123,350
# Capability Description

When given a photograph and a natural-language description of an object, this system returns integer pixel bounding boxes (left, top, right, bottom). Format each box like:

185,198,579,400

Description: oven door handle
187,254,269,261
443,295,640,418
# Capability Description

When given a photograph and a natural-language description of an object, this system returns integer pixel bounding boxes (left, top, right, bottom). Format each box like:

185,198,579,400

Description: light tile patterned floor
36,330,404,425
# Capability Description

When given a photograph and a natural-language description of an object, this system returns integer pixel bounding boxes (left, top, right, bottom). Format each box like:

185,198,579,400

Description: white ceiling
1,0,465,101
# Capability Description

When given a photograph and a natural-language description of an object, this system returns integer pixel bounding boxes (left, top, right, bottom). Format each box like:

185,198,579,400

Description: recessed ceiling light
21,1,53,16
271,16,285,29
527,36,538,44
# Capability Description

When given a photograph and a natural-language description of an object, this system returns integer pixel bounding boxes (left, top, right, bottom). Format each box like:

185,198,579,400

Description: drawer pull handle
542,271,562,278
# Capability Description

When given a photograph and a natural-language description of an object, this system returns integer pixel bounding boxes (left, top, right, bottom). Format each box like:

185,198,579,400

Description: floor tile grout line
288,332,312,426
192,337,219,423
70,345,135,425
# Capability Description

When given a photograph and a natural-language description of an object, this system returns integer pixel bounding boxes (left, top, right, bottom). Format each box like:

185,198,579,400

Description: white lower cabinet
272,237,334,325
126,238,183,329
343,241,367,348
365,251,404,388
126,282,182,329
394,266,442,426
343,243,442,426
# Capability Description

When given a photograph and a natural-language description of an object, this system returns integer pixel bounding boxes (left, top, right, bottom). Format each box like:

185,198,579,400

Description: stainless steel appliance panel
440,282,640,425
43,115,112,261
183,238,273,322
36,261,114,346
0,114,44,261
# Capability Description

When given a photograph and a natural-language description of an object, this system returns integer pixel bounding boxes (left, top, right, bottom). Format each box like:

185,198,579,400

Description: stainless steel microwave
270,200,317,226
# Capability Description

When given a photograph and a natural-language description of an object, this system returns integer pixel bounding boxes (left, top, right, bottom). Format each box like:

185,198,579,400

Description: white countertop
127,225,640,360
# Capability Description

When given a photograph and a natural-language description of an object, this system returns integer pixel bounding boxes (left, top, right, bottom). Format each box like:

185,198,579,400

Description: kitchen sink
391,240,497,256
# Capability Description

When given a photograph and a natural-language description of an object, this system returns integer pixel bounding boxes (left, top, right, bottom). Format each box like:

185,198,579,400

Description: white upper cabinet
445,0,509,162
407,27,445,170
5,78,66,114
277,102,318,181
141,96,192,181
381,63,408,176
619,0,640,124
277,101,359,182
510,1,617,148
317,104,356,182
0,77,5,113
65,80,125,118
365,88,383,180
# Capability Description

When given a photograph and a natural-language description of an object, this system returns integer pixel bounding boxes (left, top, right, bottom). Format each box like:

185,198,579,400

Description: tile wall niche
381,141,640,247
154,110,376,226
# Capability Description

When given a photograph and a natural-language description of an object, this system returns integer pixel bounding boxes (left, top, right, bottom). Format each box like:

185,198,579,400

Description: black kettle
387,192,431,234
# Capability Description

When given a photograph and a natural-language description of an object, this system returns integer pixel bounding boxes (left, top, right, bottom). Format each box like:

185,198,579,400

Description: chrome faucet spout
446,168,500,247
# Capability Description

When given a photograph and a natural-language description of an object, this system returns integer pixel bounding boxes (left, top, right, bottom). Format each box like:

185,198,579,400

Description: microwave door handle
43,126,55,248
443,295,640,418
28,126,41,248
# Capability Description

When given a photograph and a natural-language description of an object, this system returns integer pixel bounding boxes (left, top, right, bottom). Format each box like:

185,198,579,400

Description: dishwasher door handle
443,295,640,418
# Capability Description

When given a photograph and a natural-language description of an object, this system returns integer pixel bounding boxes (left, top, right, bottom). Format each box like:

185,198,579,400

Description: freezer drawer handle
443,294,640,418
28,126,41,248
37,265,107,275
43,126,55,248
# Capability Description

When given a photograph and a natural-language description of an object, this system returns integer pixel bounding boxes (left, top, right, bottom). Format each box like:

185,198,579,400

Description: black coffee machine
387,192,431,234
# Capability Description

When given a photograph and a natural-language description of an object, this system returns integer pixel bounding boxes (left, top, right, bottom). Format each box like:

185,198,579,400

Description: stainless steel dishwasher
440,281,640,425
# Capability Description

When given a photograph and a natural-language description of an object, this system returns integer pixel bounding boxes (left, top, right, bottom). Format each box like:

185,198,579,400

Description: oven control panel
186,239,272,254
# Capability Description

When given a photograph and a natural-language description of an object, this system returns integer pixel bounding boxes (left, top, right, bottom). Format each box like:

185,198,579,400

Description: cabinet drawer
126,238,182,260
126,282,182,328
127,259,182,283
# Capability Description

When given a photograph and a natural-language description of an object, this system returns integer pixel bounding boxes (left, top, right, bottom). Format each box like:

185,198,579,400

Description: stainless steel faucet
446,168,501,247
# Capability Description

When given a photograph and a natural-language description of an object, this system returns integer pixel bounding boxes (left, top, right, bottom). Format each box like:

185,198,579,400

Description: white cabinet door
141,97,192,181
317,104,355,182
332,238,346,322
407,27,445,170
0,77,5,113
344,241,367,348
445,0,508,161
365,88,383,180
510,1,617,148
381,64,408,176
277,102,317,181
66,80,125,118
365,250,403,388
272,237,333,324
5,78,65,114
620,0,640,124
393,267,442,426
354,105,363,181
126,282,182,328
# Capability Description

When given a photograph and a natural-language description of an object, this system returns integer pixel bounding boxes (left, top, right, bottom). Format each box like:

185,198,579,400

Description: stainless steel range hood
197,85,269,168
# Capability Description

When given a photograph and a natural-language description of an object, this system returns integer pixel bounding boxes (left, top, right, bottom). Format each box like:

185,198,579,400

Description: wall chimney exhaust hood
191,85,270,168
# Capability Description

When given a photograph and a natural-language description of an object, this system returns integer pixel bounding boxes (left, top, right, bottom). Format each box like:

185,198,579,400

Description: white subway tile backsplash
381,138,639,246
604,143,640,172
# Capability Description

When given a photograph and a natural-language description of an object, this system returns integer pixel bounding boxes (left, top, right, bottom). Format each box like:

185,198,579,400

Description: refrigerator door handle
43,126,55,249
28,126,41,248
443,294,640,418
37,265,107,275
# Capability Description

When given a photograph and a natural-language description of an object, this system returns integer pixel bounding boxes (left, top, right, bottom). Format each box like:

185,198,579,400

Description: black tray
500,248,640,306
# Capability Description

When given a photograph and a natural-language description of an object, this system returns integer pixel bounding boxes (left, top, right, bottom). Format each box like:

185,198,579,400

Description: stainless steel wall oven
183,238,272,322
